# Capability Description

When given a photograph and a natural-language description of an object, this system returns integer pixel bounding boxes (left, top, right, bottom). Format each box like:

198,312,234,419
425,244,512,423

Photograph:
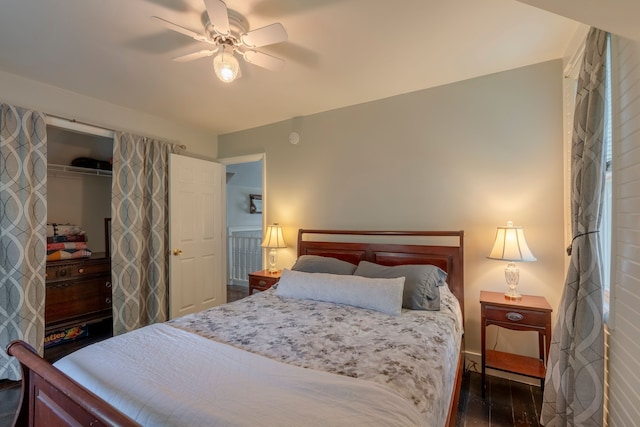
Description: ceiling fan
152,0,288,83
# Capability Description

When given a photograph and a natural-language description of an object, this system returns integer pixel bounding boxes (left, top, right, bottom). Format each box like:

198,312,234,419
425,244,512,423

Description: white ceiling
516,0,640,43
0,0,595,135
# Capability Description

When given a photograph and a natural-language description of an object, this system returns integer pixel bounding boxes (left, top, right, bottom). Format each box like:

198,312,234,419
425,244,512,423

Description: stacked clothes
46,223,92,261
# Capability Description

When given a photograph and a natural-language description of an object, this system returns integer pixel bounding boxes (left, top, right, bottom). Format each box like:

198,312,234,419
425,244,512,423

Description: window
601,33,613,321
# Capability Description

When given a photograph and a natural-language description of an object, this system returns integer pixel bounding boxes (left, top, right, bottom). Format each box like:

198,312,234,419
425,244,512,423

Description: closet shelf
48,164,112,177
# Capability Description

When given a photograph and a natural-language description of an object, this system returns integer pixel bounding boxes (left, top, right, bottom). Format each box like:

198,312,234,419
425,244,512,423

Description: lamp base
504,289,522,300
267,248,278,273
504,262,522,300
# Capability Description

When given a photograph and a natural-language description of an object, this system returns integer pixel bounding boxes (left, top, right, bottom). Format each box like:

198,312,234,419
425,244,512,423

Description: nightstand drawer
249,277,273,291
248,270,281,295
484,305,547,327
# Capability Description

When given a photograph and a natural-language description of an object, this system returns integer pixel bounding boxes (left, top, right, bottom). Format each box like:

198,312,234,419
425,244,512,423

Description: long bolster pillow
275,269,405,316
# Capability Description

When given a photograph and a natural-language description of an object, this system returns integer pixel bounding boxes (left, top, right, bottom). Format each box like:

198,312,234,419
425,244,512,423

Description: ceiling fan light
213,47,239,83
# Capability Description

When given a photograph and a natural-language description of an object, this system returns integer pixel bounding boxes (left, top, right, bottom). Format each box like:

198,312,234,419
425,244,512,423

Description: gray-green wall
219,59,566,371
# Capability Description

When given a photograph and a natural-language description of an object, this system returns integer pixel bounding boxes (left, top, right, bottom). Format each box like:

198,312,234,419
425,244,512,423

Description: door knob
173,249,183,256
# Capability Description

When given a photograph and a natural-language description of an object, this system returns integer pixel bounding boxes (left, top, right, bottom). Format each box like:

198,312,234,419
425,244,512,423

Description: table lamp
261,223,286,273
487,221,536,299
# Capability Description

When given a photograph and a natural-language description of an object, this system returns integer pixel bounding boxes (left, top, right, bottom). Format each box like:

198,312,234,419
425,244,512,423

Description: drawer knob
78,268,85,274
506,312,524,321
258,280,266,285
59,269,67,277
105,281,112,288
105,297,112,304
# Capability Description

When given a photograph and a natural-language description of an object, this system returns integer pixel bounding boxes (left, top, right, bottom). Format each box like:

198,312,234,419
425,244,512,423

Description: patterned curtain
0,104,47,381
111,132,182,335
541,28,608,426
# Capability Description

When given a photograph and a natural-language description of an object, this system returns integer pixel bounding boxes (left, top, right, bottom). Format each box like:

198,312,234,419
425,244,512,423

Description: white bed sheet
55,323,425,427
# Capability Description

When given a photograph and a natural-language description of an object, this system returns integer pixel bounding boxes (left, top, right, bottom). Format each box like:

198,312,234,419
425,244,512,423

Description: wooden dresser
45,256,112,334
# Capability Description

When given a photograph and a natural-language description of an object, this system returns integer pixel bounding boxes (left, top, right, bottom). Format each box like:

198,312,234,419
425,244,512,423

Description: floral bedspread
168,286,463,424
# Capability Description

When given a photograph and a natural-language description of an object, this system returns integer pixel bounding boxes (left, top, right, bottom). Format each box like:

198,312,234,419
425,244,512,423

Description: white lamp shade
261,224,286,249
487,222,536,262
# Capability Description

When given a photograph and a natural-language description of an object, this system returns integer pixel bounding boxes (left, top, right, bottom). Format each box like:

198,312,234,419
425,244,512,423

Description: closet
44,121,114,362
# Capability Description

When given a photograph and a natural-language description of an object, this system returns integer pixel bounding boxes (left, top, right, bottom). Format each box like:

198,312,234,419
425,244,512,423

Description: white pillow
275,269,405,316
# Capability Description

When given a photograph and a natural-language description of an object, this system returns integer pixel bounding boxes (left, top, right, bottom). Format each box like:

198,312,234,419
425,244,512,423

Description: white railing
227,226,262,285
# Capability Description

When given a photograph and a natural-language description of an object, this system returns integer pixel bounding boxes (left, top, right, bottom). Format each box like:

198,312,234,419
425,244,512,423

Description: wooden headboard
297,229,465,319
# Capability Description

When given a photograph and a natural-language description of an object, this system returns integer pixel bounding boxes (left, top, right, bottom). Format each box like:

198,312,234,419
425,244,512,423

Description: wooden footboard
8,338,462,426
9,338,462,427
6,340,139,427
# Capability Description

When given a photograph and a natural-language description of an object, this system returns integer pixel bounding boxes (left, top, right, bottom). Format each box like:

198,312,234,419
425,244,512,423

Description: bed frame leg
446,340,465,427
7,341,34,427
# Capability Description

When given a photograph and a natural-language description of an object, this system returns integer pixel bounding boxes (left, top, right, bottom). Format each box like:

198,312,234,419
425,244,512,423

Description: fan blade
241,23,287,48
243,50,285,71
151,16,212,44
173,49,218,62
203,0,230,36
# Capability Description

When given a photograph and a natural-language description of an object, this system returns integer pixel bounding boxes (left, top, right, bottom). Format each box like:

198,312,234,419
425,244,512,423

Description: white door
169,154,225,319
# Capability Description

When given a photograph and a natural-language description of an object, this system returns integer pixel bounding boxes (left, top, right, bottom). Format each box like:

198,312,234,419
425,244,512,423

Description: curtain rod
46,115,114,138
46,115,187,150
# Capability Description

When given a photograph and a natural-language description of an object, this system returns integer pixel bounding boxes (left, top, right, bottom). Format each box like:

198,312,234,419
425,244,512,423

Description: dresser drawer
99,279,113,306
483,305,548,327
45,277,111,324
46,259,110,280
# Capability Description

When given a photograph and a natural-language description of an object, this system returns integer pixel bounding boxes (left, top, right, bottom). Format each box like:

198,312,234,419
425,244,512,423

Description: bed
7,229,465,427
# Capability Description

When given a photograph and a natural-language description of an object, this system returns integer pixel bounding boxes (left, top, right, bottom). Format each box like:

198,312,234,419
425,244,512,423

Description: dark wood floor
0,380,20,427
1,285,543,427
456,371,542,426
227,284,249,302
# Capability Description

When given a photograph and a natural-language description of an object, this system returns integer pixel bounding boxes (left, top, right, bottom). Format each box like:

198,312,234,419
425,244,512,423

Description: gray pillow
291,255,357,275
353,261,447,310
275,269,404,316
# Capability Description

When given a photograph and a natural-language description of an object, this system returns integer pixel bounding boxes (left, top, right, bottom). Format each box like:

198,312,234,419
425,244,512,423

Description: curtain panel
111,132,182,335
541,28,608,427
0,104,47,381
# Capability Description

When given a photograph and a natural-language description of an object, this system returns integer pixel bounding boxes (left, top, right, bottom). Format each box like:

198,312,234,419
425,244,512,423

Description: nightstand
248,269,282,295
480,290,552,397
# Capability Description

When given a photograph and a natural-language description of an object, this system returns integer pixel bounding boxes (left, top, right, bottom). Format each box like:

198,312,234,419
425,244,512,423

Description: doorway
220,154,266,290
